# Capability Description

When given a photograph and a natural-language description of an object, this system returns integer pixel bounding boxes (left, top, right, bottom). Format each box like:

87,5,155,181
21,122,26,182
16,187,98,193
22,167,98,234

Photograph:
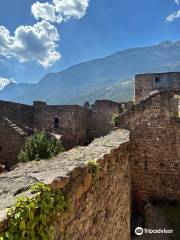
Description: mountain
0,82,34,102
1,40,180,105
0,77,14,90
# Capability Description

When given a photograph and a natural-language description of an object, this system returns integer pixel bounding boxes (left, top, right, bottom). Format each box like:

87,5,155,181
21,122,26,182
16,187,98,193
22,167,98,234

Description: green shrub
0,182,71,240
18,131,64,163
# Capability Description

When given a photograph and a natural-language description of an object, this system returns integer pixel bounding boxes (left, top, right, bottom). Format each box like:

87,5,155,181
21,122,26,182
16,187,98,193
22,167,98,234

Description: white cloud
0,0,90,67
0,77,15,90
0,21,61,67
32,2,61,23
166,10,180,22
53,0,89,19
174,0,179,5
0,27,14,57
31,0,89,23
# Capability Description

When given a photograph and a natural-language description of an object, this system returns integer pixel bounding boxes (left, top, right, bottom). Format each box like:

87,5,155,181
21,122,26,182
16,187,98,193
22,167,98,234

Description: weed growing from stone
111,112,120,126
87,160,101,184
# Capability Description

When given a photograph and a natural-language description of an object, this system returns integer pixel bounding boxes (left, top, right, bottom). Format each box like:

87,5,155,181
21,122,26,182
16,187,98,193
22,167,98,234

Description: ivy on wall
0,183,71,240
0,161,102,240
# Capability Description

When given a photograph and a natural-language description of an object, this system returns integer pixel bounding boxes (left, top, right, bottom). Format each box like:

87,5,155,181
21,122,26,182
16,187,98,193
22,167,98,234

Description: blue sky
0,0,180,84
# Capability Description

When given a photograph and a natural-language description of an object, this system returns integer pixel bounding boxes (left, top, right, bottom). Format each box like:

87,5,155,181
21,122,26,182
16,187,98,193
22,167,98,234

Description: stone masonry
0,71,180,239
0,118,26,170
0,129,131,240
87,100,133,141
116,89,180,203
33,101,89,149
0,99,131,168
135,72,180,103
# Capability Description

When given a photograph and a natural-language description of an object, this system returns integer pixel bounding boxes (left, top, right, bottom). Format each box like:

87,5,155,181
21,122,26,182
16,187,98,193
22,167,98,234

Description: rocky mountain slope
1,41,180,105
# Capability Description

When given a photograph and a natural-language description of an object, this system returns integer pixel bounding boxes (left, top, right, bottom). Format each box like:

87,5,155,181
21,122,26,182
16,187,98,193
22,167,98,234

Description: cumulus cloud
53,0,89,19
0,21,60,67
0,77,15,90
0,27,14,57
0,0,90,67
31,2,61,23
166,10,180,22
174,0,179,5
32,0,89,23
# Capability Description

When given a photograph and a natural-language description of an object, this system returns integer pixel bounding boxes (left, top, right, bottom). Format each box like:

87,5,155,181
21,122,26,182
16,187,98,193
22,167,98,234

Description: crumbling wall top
135,72,180,103
116,89,180,129
0,118,25,136
0,129,129,213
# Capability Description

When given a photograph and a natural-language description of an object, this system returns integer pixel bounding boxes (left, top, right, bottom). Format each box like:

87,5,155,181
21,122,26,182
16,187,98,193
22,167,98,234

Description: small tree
18,131,64,163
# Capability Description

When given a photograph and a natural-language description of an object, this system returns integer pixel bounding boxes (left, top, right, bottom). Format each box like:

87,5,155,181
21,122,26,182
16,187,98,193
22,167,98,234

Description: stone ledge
0,129,129,229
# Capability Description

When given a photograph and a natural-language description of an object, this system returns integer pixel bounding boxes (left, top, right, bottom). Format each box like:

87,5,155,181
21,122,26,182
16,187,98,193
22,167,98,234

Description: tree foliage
18,131,64,163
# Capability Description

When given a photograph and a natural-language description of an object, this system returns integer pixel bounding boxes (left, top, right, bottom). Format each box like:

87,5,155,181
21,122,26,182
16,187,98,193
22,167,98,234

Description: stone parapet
0,129,130,240
116,90,180,203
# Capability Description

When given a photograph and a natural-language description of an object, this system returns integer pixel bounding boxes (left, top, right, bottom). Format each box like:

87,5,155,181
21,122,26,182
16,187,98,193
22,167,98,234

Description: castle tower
135,72,180,103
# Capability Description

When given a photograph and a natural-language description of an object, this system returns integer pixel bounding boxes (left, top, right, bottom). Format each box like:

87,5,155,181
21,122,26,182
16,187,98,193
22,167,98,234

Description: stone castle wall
0,130,131,240
0,118,25,169
117,90,180,202
135,72,180,103
0,99,131,167
0,100,34,128
0,100,90,149
32,100,130,148
33,102,89,149
0,74,180,238
88,100,133,141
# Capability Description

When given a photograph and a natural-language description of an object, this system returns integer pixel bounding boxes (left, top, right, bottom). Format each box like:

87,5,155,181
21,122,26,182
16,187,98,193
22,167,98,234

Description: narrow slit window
154,77,161,88
54,118,59,129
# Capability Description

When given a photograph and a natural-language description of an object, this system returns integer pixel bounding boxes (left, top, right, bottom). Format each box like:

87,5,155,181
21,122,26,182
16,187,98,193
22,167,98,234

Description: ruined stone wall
0,100,34,128
0,118,25,169
0,99,132,168
0,100,90,150
117,90,180,202
135,72,180,104
0,99,132,150
33,102,89,149
88,100,132,141
0,130,131,240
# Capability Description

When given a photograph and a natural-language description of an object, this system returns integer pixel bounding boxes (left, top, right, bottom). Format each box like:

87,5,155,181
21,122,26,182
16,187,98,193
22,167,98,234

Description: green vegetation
18,131,64,163
111,112,120,126
160,206,180,240
87,160,101,184
0,182,71,240
88,160,100,176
